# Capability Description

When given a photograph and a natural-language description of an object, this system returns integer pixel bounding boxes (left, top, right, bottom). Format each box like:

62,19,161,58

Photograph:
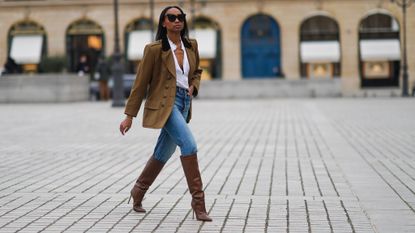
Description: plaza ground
0,98,414,232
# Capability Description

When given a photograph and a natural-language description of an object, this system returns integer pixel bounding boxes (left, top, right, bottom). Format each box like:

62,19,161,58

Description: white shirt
167,38,190,90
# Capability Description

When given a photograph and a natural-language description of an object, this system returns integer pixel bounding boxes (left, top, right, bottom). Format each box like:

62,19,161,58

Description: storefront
124,18,153,74
66,18,105,78
8,20,47,73
300,15,341,79
192,17,221,80
358,12,401,87
1,0,413,95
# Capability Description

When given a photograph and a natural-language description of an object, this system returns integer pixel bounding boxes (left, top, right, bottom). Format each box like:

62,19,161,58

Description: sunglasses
166,14,186,22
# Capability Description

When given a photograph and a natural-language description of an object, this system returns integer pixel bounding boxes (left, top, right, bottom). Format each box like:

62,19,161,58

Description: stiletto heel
181,154,212,222
128,195,131,204
192,210,195,219
129,156,165,213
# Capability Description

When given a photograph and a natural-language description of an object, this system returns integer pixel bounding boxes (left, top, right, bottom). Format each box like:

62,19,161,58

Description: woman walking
119,6,212,222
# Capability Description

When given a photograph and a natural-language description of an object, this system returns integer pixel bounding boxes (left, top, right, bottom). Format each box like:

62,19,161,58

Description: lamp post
391,0,413,97
149,0,154,40
190,0,195,30
112,0,125,107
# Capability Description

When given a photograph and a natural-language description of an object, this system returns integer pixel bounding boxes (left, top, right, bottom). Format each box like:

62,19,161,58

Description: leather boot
128,156,164,212
180,154,212,221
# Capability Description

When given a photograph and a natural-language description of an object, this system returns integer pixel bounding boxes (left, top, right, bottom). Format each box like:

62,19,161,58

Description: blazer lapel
186,47,196,79
162,49,176,79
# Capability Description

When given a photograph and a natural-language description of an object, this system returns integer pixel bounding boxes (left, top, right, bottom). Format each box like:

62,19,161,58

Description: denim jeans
153,87,197,163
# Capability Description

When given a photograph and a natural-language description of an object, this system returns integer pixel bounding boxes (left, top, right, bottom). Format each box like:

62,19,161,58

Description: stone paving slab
0,99,414,232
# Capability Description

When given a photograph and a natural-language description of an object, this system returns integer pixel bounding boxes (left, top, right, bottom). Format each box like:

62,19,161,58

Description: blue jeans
153,87,197,163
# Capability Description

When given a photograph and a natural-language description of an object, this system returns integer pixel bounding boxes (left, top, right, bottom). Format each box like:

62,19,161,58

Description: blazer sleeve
124,44,155,117
190,39,202,97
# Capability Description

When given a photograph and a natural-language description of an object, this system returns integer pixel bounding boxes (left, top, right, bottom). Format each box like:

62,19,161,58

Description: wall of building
0,0,414,92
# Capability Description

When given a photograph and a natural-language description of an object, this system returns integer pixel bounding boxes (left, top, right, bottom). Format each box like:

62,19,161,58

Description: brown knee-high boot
128,156,164,212
180,154,212,221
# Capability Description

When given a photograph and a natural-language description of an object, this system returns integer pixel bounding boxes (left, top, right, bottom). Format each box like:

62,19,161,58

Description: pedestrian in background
119,5,211,222
2,56,21,74
76,54,89,76
96,55,110,101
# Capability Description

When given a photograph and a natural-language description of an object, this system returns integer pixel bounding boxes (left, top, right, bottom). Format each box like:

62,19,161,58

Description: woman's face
163,7,185,33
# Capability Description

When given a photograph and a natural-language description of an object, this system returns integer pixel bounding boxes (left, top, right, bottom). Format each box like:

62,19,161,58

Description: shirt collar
167,37,184,51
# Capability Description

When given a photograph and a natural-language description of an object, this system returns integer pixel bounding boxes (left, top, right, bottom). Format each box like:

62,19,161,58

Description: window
299,16,340,78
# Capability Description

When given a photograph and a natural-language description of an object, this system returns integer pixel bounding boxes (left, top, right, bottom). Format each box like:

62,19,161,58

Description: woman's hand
187,85,194,97
120,116,133,135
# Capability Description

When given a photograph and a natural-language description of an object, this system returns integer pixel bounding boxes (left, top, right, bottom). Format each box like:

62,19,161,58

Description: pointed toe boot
180,154,212,222
128,156,164,213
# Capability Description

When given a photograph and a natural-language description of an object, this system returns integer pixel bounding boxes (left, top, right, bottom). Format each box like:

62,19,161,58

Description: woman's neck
167,32,181,45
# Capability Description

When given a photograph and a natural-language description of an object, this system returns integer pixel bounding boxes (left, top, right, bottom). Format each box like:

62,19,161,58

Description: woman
119,6,212,222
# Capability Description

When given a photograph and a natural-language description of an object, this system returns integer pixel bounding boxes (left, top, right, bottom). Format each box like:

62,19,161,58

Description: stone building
0,0,414,95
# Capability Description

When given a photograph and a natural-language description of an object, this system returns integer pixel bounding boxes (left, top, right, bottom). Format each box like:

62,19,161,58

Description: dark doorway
66,19,105,79
359,13,400,87
241,14,281,78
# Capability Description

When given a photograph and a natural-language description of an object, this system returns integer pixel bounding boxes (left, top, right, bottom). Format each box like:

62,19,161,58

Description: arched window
8,20,47,73
124,18,153,74
358,13,400,87
301,16,339,41
192,16,222,79
66,18,105,77
299,15,341,79
360,14,400,39
241,14,281,78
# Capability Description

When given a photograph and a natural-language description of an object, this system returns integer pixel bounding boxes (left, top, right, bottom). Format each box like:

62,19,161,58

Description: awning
191,29,217,59
300,41,340,63
127,30,152,60
10,35,43,64
360,39,401,61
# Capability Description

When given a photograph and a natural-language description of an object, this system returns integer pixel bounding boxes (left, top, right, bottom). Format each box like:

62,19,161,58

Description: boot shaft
180,154,212,221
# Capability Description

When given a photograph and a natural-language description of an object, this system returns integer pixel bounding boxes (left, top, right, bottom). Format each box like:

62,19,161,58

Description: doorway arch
358,12,401,87
8,20,47,73
299,15,341,79
66,18,105,77
193,16,222,80
124,18,153,73
241,14,281,78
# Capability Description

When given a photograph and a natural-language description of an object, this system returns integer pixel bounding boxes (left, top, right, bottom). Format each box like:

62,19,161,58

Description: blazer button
165,85,169,89
161,103,165,107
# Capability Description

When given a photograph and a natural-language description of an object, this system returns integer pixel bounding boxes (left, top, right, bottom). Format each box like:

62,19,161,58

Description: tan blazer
124,38,202,129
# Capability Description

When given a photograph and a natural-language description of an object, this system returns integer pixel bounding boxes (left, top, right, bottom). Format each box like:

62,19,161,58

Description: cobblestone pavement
0,99,414,233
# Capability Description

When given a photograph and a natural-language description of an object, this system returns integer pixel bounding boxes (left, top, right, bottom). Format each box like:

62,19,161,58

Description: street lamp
149,0,154,40
391,0,413,97
112,0,125,107
180,0,206,30
190,0,195,30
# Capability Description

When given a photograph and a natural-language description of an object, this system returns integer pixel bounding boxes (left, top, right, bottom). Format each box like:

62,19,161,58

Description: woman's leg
162,105,197,156
153,128,178,163
129,111,180,213
129,156,164,213
129,100,189,213
161,94,211,221
154,87,195,162
180,154,212,221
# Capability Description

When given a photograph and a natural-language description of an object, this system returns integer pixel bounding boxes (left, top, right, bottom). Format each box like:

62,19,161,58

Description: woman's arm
190,39,202,97
124,44,155,117
120,44,155,135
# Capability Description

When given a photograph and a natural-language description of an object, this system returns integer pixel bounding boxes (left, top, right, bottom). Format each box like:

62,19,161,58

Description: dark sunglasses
166,14,186,22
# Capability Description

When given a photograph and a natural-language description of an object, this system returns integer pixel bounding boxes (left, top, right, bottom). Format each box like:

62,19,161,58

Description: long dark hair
155,6,191,50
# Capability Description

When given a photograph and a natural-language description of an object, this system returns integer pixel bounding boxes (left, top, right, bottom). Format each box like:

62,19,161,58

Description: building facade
1,0,414,94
